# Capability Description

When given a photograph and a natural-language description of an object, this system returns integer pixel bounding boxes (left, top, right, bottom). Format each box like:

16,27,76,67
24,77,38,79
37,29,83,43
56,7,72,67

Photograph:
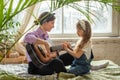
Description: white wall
92,37,120,65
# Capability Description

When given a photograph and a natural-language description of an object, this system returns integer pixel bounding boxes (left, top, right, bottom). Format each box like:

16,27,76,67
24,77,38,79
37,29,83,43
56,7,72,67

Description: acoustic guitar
26,43,64,69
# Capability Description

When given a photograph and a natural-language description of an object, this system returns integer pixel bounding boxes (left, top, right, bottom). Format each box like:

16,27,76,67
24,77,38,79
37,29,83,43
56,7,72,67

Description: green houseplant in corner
0,0,43,61
0,0,120,62
0,10,20,59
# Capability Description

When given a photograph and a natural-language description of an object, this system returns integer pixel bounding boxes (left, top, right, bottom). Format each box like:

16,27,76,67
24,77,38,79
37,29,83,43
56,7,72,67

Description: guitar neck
50,44,64,52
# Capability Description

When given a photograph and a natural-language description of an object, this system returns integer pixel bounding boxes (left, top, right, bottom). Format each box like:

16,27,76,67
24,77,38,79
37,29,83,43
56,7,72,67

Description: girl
63,19,92,75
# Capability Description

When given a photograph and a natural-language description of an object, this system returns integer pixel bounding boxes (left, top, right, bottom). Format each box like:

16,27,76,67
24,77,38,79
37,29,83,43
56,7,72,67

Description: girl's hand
64,42,71,47
63,41,72,50
63,43,68,50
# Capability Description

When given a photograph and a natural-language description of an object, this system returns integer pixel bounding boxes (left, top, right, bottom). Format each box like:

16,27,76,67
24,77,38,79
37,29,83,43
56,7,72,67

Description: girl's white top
74,39,92,59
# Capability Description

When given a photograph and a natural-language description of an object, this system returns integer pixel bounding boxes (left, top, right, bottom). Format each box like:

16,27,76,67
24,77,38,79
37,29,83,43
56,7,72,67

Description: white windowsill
51,37,120,41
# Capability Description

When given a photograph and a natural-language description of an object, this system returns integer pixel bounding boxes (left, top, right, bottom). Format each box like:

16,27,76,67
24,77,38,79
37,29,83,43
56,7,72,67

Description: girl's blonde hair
76,20,91,52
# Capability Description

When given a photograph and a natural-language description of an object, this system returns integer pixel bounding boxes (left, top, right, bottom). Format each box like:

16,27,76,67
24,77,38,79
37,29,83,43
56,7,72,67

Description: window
36,1,119,38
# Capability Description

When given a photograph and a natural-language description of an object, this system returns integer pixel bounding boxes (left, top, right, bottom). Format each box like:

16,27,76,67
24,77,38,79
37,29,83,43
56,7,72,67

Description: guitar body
26,43,47,69
26,43,64,69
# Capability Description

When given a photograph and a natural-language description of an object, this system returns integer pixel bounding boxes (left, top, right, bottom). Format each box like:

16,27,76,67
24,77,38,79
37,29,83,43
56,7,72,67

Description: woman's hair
34,12,55,25
76,20,91,51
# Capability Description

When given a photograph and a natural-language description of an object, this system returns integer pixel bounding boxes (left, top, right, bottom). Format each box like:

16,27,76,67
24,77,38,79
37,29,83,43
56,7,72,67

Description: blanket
0,60,119,80
59,68,120,80
0,64,57,80
58,60,120,80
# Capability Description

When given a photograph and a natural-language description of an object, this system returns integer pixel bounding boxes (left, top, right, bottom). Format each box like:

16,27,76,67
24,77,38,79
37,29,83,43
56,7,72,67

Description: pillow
9,51,20,58
91,60,109,70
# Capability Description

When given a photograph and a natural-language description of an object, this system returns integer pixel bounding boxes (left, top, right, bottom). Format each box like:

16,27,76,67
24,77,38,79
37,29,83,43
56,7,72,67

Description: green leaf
6,0,13,19
13,0,22,14
0,0,4,28
2,0,41,28
26,0,36,7
19,0,29,10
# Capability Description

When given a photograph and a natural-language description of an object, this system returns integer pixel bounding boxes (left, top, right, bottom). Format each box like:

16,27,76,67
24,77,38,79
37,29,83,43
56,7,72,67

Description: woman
24,12,67,75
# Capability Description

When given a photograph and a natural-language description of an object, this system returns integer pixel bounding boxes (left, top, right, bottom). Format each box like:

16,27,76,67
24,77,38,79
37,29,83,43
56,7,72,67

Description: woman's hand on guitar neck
50,52,58,58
